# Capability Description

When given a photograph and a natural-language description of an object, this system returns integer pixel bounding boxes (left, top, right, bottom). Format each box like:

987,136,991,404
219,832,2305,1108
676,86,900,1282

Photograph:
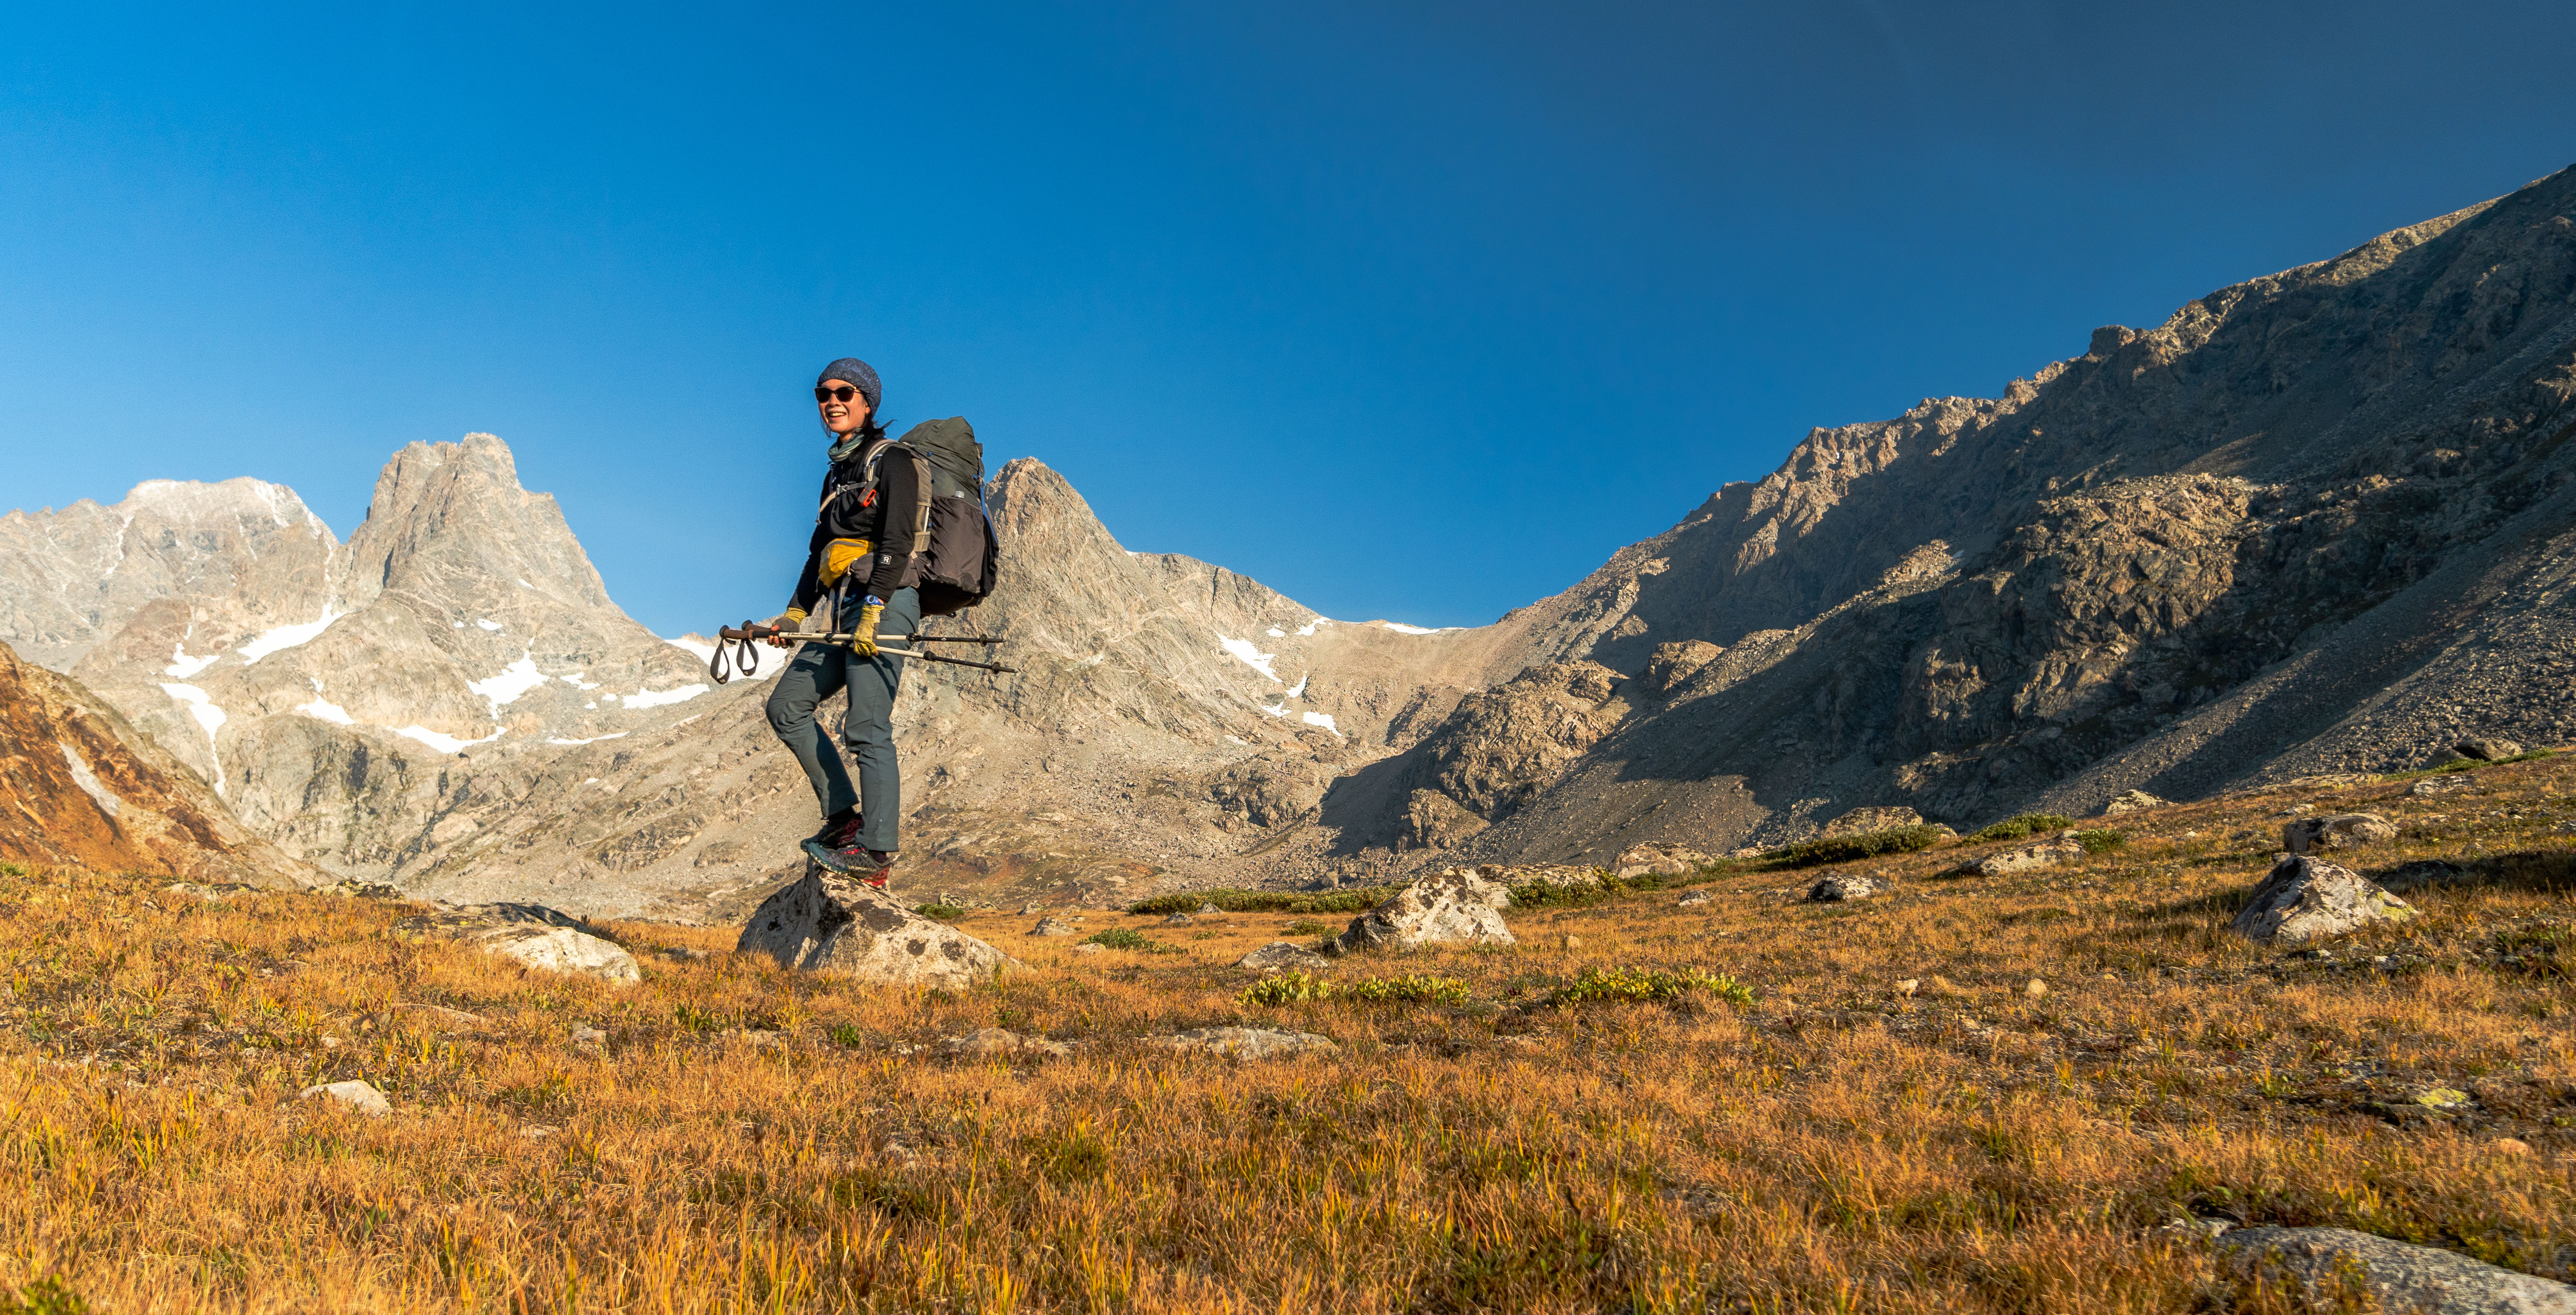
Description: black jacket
788,439,924,615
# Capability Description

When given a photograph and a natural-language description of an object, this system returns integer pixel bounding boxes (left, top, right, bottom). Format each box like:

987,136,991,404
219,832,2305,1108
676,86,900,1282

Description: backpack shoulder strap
861,439,935,561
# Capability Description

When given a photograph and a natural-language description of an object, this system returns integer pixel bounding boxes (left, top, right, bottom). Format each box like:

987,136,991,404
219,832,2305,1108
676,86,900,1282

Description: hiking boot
799,813,863,869
852,849,895,892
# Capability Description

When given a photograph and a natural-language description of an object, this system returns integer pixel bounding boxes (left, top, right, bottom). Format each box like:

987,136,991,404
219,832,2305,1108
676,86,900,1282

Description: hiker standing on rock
763,357,924,889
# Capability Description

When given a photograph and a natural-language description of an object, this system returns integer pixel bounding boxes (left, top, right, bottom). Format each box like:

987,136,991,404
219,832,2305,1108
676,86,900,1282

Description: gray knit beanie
816,358,881,415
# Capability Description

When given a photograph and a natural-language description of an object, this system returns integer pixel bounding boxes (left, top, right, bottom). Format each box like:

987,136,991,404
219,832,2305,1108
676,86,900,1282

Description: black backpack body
891,417,1000,617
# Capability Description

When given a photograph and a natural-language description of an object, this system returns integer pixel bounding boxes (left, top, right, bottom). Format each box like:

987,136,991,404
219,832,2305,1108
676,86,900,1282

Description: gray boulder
2220,1226,2576,1313
1162,913,1194,927
738,866,1017,987
1675,890,1713,907
2410,775,2476,797
2231,856,2415,944
1237,941,1331,972
1029,917,1079,936
2103,789,2168,814
2455,737,2525,762
1148,1027,1337,1059
1331,867,1516,953
2283,813,2399,854
1807,871,1883,902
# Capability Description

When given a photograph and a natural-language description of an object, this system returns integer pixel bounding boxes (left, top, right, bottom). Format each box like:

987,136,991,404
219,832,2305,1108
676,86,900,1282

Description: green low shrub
1240,970,1334,1006
1765,825,1949,868
1550,966,1754,1008
1080,927,1156,951
1282,919,1332,936
1964,814,2073,844
1238,971,1472,1007
2072,828,2127,855
914,903,965,920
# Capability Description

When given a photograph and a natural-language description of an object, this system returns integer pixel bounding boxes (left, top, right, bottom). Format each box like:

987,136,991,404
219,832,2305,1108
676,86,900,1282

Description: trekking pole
713,623,1019,676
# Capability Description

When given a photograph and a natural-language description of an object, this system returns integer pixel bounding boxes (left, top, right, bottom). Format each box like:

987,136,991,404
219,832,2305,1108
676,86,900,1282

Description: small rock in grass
2494,1137,2534,1156
571,1024,607,1045
520,1125,558,1140
1029,917,1078,936
1560,934,1583,950
2023,979,2048,999
2281,813,2398,855
2219,1226,2576,1312
1894,979,1918,999
1807,871,1883,902
1675,890,1713,906
940,1027,1072,1059
1973,831,2086,876
1148,1027,1336,1059
1237,941,1331,972
2231,856,2415,944
738,868,1018,986
1071,942,1105,954
2408,775,2474,797
1018,902,1041,915
2103,789,2168,814
1163,913,1194,927
300,1080,392,1117
1196,902,1221,915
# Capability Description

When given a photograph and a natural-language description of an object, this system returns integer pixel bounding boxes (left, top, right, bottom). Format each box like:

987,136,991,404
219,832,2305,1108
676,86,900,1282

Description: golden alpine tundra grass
2,756,2572,1313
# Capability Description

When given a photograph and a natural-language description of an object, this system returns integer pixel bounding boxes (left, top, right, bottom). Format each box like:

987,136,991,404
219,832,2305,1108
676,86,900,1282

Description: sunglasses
815,385,866,405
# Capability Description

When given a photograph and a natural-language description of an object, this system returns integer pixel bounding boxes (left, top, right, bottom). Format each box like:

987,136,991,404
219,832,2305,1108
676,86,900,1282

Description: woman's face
816,381,871,436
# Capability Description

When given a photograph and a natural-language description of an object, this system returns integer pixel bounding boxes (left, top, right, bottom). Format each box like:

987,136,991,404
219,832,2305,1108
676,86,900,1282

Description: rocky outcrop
738,866,1016,986
0,640,318,885
2102,790,2167,814
1818,807,1923,838
394,902,641,984
2220,1226,2576,1313
2283,813,2400,854
1612,842,1713,879
1386,663,1628,850
2231,856,2416,944
1331,868,1515,953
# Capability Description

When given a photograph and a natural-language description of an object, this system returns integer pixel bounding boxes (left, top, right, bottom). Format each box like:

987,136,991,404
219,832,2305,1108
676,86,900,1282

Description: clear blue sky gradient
5,3,2573,634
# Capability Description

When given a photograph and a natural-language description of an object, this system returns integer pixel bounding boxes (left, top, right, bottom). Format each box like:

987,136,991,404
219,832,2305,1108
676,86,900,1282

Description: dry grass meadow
2,755,2573,1312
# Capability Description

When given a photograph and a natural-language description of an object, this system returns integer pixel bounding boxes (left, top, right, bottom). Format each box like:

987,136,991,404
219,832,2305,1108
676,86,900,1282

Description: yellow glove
853,602,884,658
817,538,871,587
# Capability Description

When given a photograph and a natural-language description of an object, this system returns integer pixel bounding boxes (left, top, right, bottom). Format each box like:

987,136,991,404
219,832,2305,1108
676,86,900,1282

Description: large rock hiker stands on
739,865,1016,987
1330,867,1515,954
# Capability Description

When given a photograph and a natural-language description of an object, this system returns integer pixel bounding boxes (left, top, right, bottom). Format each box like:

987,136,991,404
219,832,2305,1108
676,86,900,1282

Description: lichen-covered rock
1807,871,1883,902
1029,917,1079,936
2231,856,2415,944
738,867,1016,987
1332,868,1515,953
2103,789,2168,814
2282,813,2399,854
1972,831,2085,876
1237,941,1332,973
2220,1226,2576,1313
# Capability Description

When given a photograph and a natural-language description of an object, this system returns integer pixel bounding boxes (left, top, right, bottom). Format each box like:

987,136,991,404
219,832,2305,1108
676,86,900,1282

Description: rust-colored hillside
0,641,315,885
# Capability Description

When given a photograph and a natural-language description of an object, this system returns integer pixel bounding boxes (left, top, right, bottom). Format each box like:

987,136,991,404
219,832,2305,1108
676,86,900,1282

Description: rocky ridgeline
8,168,2576,912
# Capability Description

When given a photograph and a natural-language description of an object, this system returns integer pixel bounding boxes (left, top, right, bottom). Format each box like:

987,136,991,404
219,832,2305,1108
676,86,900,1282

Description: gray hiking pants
764,587,919,854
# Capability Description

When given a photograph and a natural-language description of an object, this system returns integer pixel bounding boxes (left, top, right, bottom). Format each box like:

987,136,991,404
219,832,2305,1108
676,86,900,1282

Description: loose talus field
1,757,2571,1312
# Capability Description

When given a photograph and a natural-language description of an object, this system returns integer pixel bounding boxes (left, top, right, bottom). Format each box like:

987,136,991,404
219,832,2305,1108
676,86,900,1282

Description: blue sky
4,3,2573,634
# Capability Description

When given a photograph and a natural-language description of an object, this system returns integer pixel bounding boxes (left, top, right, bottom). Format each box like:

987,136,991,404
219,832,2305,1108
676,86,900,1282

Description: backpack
869,417,999,618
